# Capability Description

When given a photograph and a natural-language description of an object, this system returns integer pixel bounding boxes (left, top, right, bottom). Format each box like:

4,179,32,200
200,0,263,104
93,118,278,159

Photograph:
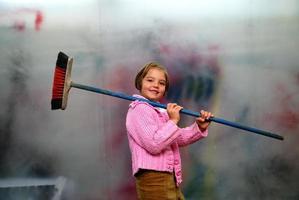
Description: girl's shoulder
129,94,152,109
129,100,168,121
128,94,164,115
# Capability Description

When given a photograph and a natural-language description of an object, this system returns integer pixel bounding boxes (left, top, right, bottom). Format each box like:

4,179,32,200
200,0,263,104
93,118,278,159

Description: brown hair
135,62,169,94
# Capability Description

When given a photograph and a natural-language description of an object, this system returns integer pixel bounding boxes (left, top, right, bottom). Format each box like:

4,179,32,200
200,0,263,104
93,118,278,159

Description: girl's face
140,68,166,102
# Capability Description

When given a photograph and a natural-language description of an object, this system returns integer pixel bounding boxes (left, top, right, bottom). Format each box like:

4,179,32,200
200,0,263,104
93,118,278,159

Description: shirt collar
130,94,167,113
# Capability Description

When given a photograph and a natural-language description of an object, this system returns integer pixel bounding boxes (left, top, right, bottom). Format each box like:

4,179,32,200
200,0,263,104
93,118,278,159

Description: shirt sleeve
175,122,208,147
126,102,181,155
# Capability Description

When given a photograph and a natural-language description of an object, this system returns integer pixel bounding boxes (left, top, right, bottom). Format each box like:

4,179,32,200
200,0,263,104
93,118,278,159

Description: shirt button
174,160,179,165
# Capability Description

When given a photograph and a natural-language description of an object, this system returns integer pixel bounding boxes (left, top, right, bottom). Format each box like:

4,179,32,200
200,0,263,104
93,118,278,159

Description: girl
126,62,213,200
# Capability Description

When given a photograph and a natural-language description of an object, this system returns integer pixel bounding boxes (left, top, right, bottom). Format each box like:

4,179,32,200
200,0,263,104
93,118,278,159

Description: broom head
51,52,73,110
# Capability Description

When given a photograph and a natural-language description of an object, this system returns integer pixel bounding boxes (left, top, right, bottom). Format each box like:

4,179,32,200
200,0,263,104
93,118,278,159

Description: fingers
198,110,213,121
166,104,213,126
167,103,183,112
167,103,183,124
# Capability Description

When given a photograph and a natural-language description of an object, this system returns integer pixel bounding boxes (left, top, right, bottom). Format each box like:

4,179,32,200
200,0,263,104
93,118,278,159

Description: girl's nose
153,81,159,87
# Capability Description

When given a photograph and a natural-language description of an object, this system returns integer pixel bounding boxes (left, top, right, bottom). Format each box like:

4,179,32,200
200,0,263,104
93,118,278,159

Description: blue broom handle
71,82,284,141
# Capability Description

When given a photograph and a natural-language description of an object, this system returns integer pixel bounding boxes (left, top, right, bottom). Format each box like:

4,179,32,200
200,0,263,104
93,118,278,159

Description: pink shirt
126,95,208,186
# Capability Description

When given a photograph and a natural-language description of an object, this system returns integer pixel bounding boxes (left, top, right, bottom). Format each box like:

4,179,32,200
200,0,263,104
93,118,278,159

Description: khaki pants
135,170,185,200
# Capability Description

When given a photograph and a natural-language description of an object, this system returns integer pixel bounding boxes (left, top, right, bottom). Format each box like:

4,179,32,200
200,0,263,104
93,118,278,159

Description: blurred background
0,0,298,199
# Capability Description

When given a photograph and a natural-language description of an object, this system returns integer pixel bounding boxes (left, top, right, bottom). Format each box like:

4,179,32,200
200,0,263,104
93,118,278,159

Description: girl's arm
176,110,212,147
126,102,180,155
175,122,208,147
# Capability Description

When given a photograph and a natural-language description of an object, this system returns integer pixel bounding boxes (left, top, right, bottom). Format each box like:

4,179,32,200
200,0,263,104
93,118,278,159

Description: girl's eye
160,82,166,86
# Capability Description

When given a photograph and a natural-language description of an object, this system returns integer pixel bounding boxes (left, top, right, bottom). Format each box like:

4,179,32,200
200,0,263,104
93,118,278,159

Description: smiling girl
126,62,213,200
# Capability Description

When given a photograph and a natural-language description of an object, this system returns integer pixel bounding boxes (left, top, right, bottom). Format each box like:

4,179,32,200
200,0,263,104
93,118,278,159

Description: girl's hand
196,110,213,131
167,103,183,124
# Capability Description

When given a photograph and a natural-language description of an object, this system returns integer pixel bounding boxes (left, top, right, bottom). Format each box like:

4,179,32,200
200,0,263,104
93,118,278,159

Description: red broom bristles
52,66,66,99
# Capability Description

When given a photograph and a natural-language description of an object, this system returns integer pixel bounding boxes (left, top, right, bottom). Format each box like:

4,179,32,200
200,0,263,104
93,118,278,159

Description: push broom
51,52,284,141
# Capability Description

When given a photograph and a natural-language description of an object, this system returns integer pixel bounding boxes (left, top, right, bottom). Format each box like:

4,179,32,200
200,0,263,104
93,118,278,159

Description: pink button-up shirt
126,95,208,186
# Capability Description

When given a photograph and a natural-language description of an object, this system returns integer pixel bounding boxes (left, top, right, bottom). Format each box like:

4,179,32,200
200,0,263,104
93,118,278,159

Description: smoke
196,22,299,199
